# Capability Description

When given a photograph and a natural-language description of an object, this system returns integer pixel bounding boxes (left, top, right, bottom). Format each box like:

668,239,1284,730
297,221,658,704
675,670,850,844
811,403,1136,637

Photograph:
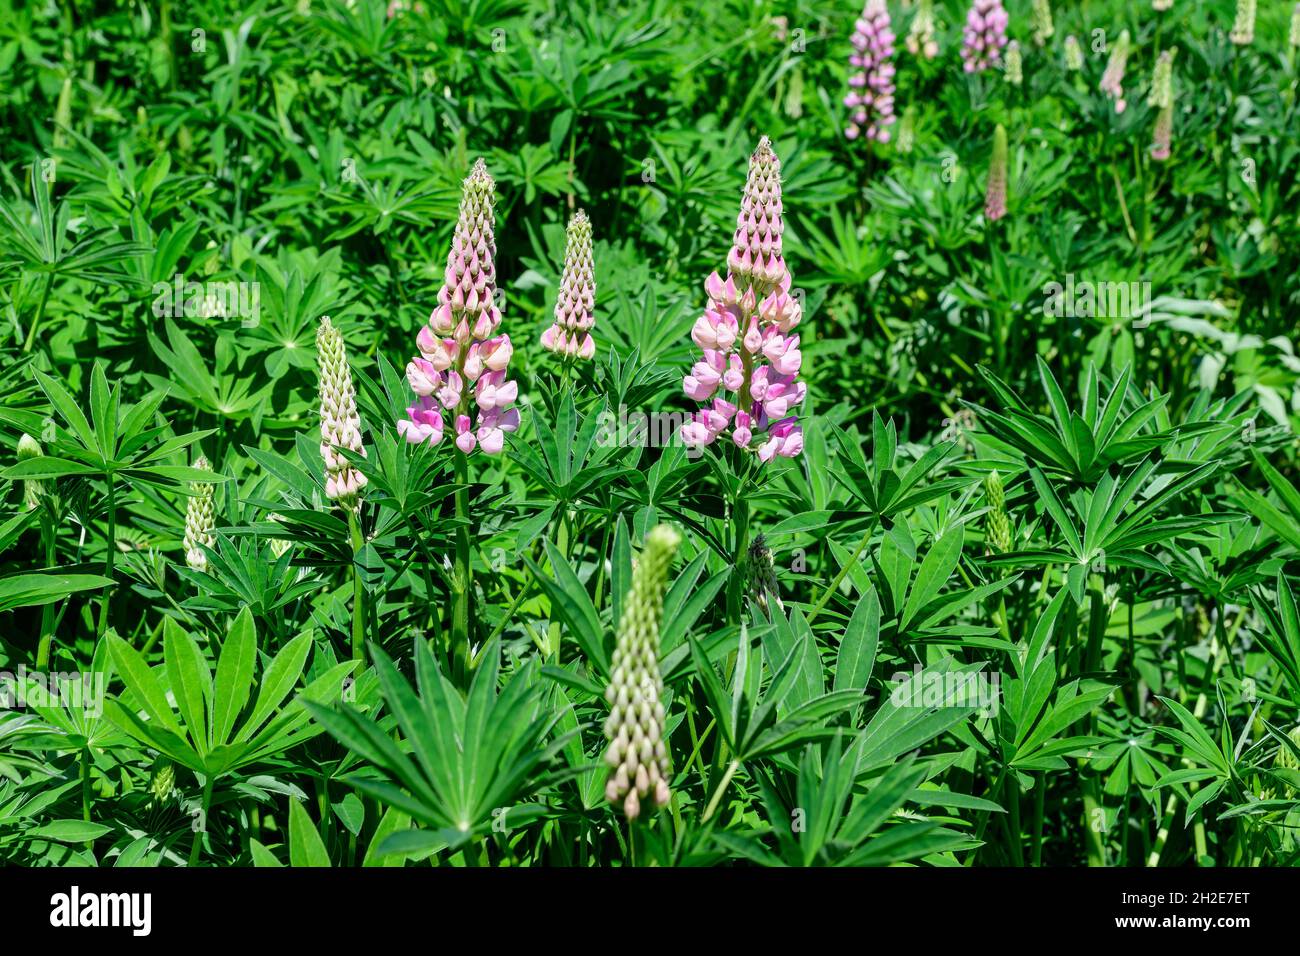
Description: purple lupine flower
844,0,897,143
961,0,1009,73
985,124,1008,222
398,159,520,455
540,210,596,360
681,138,805,461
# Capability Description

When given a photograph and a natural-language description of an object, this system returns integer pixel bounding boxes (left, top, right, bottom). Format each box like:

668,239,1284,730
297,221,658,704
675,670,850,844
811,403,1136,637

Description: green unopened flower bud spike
18,433,46,511
182,456,216,572
984,469,1012,554
603,524,680,821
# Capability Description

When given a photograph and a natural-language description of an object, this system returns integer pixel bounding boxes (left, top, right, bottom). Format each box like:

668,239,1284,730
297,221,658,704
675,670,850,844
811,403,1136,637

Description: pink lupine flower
905,0,939,59
844,0,897,143
1149,105,1173,161
961,0,1009,73
985,124,1008,222
541,210,597,361
399,159,519,454
680,138,804,461
1100,31,1131,113
317,316,367,509
398,396,445,445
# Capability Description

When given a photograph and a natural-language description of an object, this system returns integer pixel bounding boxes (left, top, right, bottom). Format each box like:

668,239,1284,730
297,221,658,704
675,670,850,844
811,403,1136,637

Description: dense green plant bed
1,0,1298,868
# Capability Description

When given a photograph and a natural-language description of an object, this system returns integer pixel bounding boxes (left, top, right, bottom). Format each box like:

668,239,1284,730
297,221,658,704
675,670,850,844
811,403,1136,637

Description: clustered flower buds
540,210,596,360
905,0,938,59
960,0,1009,74
399,159,520,455
1150,104,1174,162
984,469,1012,553
1031,0,1054,45
681,137,805,462
317,316,367,508
149,761,177,805
1230,0,1256,45
17,433,45,510
1292,3,1300,48
1100,29,1131,113
748,533,784,616
1148,48,1177,109
603,524,680,820
845,0,897,143
984,124,1008,223
1004,40,1023,86
1153,0,1173,11
183,456,216,572
1064,35,1084,71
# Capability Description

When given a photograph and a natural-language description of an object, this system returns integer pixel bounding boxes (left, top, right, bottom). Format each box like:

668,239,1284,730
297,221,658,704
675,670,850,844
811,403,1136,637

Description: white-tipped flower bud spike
1003,41,1023,86
896,106,916,154
1063,35,1083,71
603,524,681,820
1031,0,1054,45
905,0,938,59
183,456,216,571
1100,30,1131,113
317,316,368,509
984,124,1008,223
541,210,596,360
1147,48,1177,109
984,469,1012,554
17,433,45,510
1291,3,1300,48
1153,0,1173,11
1230,0,1255,45
728,137,786,296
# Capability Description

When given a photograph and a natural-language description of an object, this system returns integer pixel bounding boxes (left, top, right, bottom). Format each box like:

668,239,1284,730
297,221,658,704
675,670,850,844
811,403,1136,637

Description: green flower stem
95,478,116,638
347,508,365,663
701,758,740,823
807,527,873,625
188,777,213,867
36,510,56,668
451,452,472,682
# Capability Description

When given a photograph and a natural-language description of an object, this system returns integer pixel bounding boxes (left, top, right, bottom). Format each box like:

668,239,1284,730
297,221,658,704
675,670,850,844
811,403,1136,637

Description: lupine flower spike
400,159,519,455
681,137,805,461
1291,3,1300,49
960,0,1009,74
541,210,596,360
905,0,938,59
603,524,680,820
984,124,1008,222
1003,40,1023,86
984,470,1012,553
1031,0,1054,46
17,433,45,510
1064,35,1084,71
845,0,897,143
1100,30,1131,113
183,456,216,572
1148,48,1177,110
1230,0,1255,46
1153,0,1173,11
317,316,367,509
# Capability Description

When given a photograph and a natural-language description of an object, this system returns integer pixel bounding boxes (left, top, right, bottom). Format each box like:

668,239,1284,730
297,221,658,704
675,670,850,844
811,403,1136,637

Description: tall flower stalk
541,209,596,361
317,315,368,662
1230,0,1256,46
905,0,938,59
182,456,216,572
603,524,680,821
1031,0,1054,46
1100,30,1131,113
844,0,897,143
960,0,1008,74
681,137,806,622
401,159,518,675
